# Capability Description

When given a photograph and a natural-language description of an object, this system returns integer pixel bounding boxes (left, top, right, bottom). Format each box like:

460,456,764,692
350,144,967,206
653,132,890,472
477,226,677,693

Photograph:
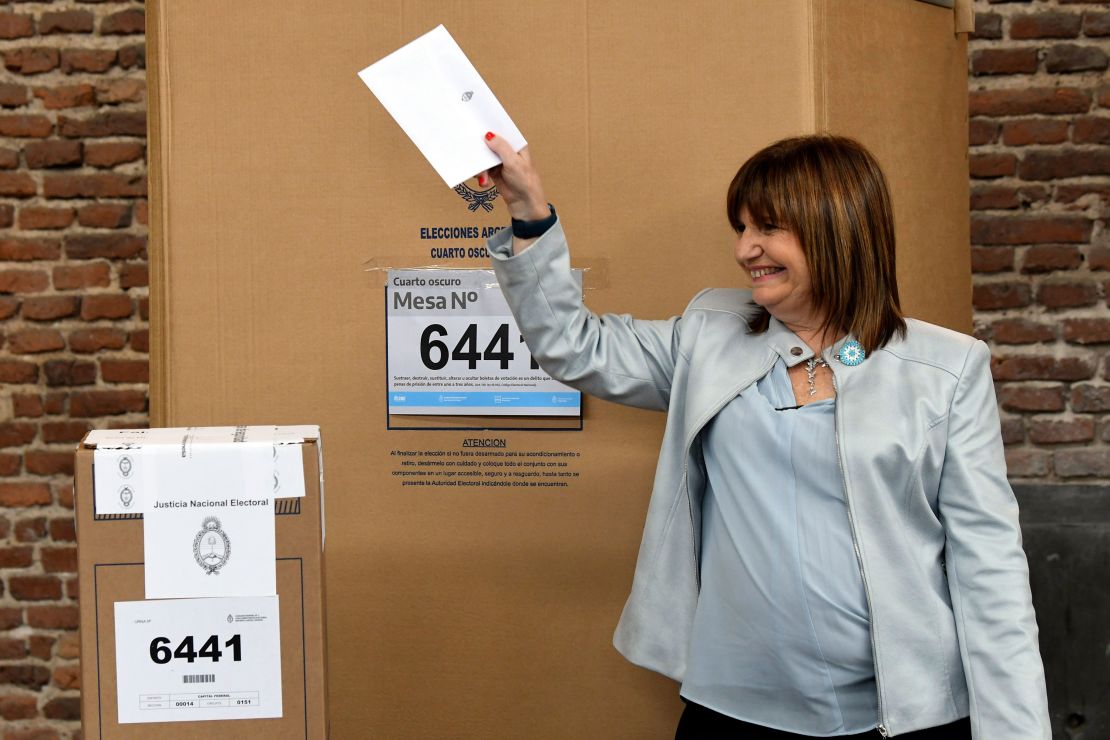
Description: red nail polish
485,132,495,141
478,176,486,186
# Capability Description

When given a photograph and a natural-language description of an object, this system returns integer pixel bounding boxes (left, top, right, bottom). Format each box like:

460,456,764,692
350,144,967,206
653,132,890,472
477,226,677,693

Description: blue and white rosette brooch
837,340,866,367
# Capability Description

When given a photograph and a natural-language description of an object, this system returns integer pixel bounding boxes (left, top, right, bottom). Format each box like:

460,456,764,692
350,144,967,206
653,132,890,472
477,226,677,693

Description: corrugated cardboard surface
148,1,969,737
75,438,327,739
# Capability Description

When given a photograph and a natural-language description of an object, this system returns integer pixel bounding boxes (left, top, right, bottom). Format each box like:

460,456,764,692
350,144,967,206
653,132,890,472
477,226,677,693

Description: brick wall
0,0,147,736
970,0,1110,481
0,0,1105,736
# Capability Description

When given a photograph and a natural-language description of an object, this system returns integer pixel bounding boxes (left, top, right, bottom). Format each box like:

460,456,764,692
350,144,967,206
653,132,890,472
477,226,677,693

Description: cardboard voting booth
75,426,328,739
146,1,973,737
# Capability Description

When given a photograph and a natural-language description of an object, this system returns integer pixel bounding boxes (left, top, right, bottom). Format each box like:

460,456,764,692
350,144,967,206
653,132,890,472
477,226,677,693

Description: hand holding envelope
358,25,528,190
479,132,550,222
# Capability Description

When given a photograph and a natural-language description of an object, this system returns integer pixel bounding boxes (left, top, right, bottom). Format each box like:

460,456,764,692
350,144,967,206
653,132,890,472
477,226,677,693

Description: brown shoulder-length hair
726,134,906,353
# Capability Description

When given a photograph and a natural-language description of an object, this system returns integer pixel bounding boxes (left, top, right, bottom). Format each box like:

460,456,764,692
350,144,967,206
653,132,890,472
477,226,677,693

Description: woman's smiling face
734,207,815,322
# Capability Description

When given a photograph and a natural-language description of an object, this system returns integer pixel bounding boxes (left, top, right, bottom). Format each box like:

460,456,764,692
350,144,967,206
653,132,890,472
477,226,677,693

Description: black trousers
675,701,972,739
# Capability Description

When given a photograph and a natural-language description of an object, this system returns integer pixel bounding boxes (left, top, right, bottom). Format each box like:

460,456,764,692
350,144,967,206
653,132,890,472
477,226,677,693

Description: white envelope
358,25,527,188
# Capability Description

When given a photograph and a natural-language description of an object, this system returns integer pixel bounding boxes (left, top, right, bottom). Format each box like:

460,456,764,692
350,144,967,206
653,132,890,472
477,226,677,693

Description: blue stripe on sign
389,391,580,408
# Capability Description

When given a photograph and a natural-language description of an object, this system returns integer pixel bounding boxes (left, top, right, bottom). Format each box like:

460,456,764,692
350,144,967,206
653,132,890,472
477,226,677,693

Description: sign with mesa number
386,269,581,415
114,596,282,724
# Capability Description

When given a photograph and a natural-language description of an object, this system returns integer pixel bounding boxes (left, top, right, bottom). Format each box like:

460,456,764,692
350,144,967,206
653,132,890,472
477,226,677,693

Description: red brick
25,605,79,629
1006,449,1051,478
43,172,146,198
1030,417,1092,445
53,262,109,289
0,82,28,107
84,141,143,168
80,294,132,319
9,576,61,601
100,8,145,35
130,328,148,352
0,12,33,40
43,695,80,721
0,360,38,384
1085,11,1110,36
0,608,23,630
1073,116,1110,144
1102,85,1110,108
39,10,94,35
137,296,148,319
17,207,73,230
66,233,145,259
44,359,95,386
96,78,144,104
1063,318,1110,344
0,171,35,197
0,483,51,507
60,48,115,74
42,422,88,444
23,296,79,321
0,637,29,660
1019,149,1110,180
0,270,49,294
1011,12,1082,39
69,389,146,417
0,545,33,567
1055,449,1110,477
0,147,18,168
0,694,37,721
77,202,130,227
5,725,62,740
3,47,61,75
991,319,1056,345
24,139,81,168
0,454,22,476
972,12,1002,40
8,328,63,353
1038,281,1100,308
973,281,1032,309
970,185,1048,211
1071,384,1110,412
998,384,1067,412
41,547,76,574
1001,119,1069,147
0,237,61,260
969,87,1090,117
991,355,1096,381
119,43,145,70
101,359,147,383
49,519,76,544
969,118,999,146
119,261,147,288
59,110,145,138
971,48,1039,75
1045,44,1109,73
135,199,148,225
67,327,125,353
1056,183,1110,205
0,295,18,318
50,665,80,692
972,215,1091,245
55,480,74,509
971,247,1014,273
14,517,46,542
11,393,43,418
0,665,50,690
56,632,78,659
43,393,65,415
970,152,1016,178
1022,245,1082,273
33,83,94,109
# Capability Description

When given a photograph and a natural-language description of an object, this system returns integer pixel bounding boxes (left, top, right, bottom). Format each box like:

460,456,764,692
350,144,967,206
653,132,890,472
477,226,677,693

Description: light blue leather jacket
489,221,1050,738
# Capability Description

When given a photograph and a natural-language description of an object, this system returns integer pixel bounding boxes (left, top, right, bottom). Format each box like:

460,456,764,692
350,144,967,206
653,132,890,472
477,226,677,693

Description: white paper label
386,269,581,416
114,596,282,724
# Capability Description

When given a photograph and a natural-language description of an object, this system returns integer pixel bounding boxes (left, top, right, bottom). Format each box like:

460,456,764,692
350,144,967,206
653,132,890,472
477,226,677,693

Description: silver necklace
804,357,828,396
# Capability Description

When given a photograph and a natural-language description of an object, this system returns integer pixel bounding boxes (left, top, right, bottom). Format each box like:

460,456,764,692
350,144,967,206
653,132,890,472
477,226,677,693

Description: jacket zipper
830,364,888,737
681,352,778,586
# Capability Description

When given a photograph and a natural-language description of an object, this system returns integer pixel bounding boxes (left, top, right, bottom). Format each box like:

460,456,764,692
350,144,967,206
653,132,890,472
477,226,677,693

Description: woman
478,133,1050,739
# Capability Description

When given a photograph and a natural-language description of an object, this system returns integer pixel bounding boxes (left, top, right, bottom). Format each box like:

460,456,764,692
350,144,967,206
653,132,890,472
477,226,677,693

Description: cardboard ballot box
75,426,328,739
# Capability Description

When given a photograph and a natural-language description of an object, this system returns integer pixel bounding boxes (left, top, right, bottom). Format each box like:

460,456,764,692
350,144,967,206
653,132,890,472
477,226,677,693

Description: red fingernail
478,175,486,186
485,132,495,141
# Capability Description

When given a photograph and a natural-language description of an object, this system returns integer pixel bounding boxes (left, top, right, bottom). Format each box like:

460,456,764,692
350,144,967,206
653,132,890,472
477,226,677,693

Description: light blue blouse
680,352,879,736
